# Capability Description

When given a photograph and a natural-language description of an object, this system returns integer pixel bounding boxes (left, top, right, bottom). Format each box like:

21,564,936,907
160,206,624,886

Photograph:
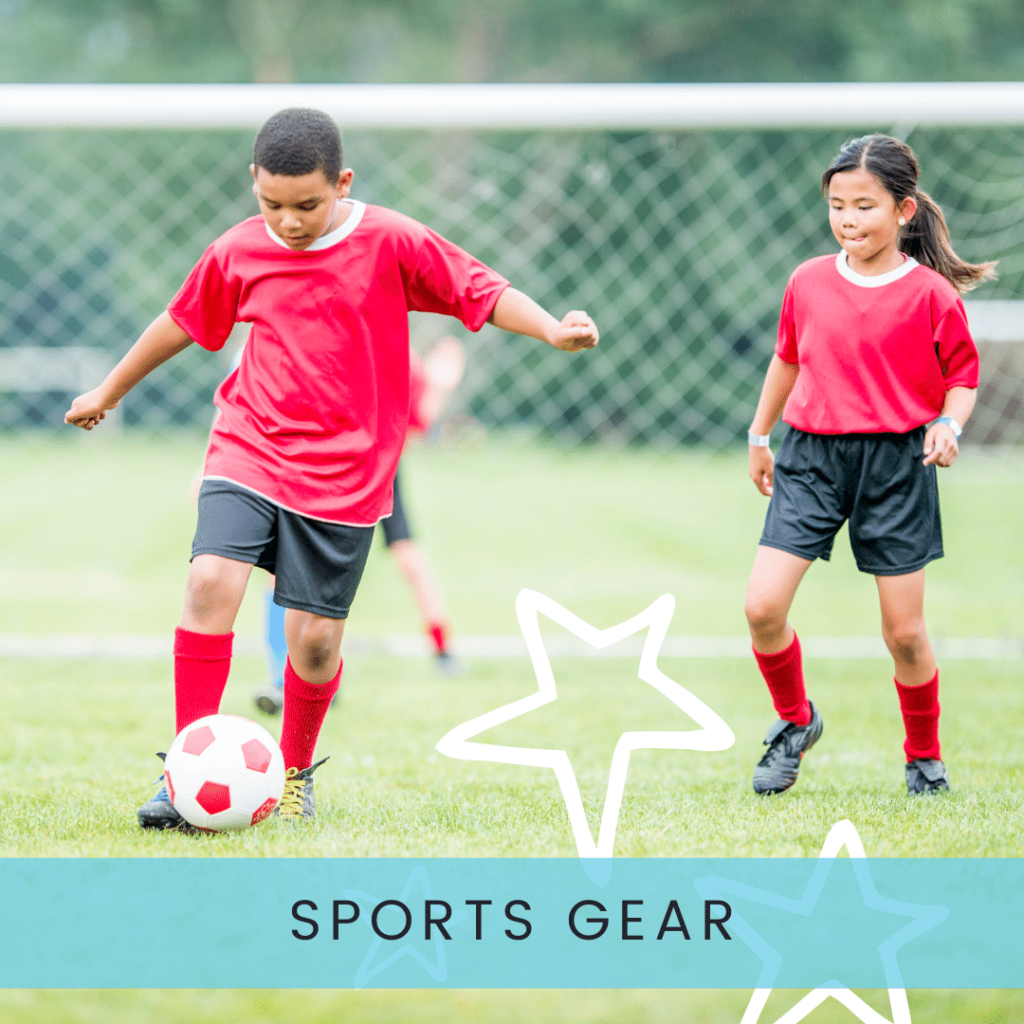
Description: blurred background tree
2,0,1024,84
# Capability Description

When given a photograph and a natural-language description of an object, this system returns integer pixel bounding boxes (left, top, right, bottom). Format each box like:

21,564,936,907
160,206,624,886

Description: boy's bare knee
295,637,334,673
287,612,344,677
185,560,243,620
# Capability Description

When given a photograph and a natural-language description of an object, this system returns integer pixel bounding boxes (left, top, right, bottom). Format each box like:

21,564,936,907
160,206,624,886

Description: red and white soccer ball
164,714,285,831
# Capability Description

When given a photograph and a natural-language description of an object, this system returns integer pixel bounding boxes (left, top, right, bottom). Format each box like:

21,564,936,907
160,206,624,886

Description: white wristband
747,431,771,447
934,416,962,439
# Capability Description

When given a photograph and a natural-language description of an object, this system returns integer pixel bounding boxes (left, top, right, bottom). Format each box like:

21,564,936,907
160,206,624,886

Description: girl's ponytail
900,188,997,293
822,134,997,294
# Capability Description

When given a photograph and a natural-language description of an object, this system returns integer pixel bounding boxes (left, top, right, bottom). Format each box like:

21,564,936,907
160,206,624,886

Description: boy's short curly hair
253,108,343,183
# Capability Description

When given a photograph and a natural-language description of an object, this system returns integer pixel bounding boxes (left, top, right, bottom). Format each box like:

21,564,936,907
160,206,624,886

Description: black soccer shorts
379,464,413,547
759,427,943,576
192,479,375,618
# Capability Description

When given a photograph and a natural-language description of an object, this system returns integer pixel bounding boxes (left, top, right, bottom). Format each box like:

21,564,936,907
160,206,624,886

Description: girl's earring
898,218,906,225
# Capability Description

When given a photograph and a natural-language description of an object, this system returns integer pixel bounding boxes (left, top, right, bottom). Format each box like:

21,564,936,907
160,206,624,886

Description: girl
744,133,995,797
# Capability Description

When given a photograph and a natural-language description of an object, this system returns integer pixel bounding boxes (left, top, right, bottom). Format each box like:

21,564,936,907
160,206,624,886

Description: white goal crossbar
3,81,1024,130
2,81,1021,445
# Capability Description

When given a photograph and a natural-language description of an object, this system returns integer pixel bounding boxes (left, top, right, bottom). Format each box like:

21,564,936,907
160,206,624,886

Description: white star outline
344,865,471,988
436,588,735,859
696,819,949,1024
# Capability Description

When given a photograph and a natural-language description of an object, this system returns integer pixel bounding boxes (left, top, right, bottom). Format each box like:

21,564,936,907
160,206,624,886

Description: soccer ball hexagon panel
164,714,285,831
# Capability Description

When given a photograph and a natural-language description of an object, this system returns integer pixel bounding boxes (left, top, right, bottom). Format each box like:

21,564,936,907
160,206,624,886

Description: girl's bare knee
883,622,929,665
745,595,786,641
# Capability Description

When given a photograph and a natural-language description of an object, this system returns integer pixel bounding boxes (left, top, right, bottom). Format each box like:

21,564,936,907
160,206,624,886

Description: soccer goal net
1,83,1021,446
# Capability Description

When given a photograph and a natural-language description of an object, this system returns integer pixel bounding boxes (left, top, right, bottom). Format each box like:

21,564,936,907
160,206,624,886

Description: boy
65,107,599,829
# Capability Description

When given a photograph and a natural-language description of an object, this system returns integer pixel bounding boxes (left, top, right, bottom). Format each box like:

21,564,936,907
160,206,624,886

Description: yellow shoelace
276,767,306,818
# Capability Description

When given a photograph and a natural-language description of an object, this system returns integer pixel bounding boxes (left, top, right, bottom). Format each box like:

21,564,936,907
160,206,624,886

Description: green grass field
1,433,1022,1022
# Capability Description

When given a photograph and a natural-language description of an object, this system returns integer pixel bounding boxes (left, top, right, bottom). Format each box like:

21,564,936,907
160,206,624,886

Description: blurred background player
744,134,995,799
252,335,467,716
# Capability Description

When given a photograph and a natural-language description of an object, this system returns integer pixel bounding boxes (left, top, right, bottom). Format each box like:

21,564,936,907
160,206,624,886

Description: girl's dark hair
253,108,343,183
821,134,997,293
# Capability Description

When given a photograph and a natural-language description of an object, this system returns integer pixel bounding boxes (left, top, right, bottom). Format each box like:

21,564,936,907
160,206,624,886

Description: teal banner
0,858,1019,989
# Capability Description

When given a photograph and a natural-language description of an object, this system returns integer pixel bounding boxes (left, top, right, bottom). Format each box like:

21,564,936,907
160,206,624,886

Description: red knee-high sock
895,671,941,762
174,627,233,735
754,632,811,726
279,658,341,771
427,622,449,655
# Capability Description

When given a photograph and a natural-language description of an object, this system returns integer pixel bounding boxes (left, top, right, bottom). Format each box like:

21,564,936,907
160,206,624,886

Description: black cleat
253,684,284,716
436,650,465,677
275,757,329,819
137,753,192,831
256,684,337,713
906,758,950,795
753,701,823,795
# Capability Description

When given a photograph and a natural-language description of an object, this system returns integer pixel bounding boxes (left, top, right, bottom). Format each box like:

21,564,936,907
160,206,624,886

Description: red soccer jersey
407,351,429,435
775,252,980,434
167,201,508,524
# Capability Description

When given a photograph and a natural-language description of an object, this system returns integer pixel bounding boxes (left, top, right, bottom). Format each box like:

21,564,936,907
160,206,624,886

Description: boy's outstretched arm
65,311,193,430
487,287,599,352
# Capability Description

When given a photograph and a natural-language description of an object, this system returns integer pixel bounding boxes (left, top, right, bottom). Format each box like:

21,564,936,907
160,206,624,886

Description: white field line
0,633,1021,660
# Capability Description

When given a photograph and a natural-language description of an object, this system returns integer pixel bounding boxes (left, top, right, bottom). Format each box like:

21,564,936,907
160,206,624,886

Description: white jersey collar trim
835,250,919,288
264,199,366,252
